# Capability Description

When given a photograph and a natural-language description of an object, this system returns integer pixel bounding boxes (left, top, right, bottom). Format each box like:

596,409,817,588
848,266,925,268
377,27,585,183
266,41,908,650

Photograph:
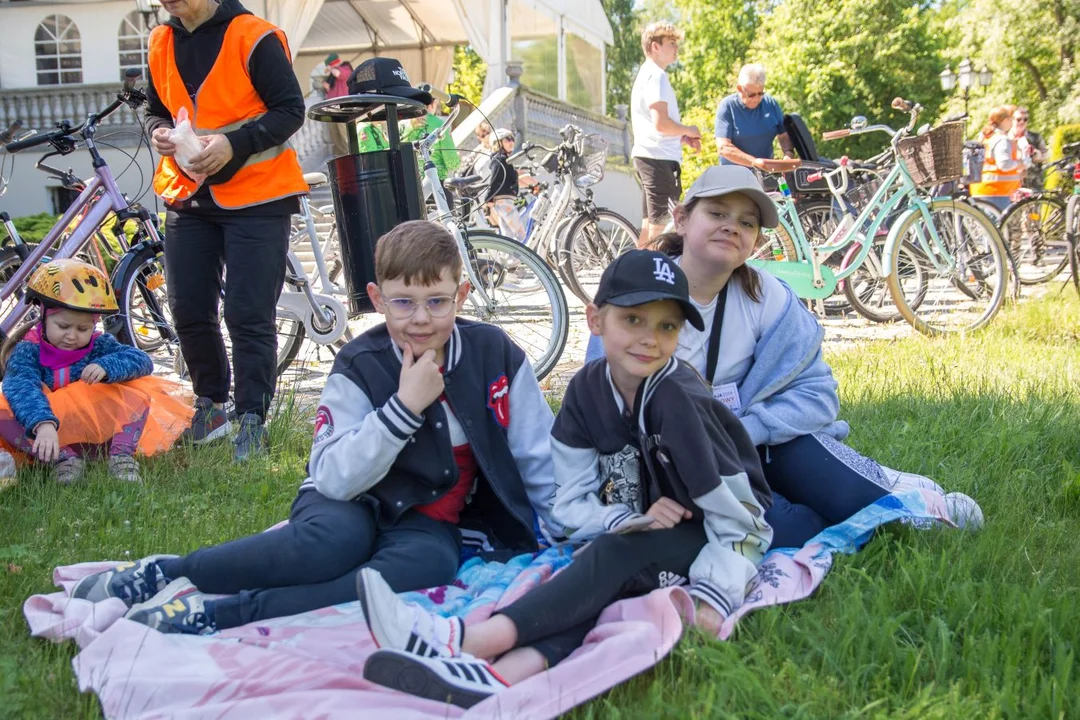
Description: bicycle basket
896,121,965,187
960,141,985,185
571,134,608,187
844,173,883,212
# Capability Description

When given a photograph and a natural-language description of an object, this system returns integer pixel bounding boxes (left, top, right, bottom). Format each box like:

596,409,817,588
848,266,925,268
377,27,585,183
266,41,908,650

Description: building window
35,14,82,86
118,11,152,81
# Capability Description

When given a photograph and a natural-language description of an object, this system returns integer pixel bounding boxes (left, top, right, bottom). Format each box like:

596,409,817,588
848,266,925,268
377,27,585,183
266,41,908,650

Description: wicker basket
897,121,965,186
571,134,608,184
845,173,883,212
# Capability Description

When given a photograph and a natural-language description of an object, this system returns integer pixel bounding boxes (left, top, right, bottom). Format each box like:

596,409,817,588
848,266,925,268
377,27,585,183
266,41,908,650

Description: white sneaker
356,567,463,658
879,466,945,495
944,492,984,531
364,649,508,708
125,578,215,635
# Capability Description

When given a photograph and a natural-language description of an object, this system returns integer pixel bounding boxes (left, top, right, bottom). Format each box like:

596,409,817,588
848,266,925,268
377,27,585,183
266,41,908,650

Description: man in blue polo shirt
714,64,799,172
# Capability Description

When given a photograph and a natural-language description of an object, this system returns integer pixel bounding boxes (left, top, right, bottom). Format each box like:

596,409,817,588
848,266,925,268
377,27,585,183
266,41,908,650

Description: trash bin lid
308,94,428,124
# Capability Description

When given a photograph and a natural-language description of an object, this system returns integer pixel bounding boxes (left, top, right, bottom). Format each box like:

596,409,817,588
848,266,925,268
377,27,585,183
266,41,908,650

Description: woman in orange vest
969,105,1029,213
145,0,307,461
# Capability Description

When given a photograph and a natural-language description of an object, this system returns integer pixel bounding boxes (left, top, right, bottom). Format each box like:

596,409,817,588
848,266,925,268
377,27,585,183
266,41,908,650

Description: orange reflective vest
148,16,307,208
969,133,1023,198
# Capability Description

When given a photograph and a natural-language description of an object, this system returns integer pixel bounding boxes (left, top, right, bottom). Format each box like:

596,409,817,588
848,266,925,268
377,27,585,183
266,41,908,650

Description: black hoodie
144,0,305,214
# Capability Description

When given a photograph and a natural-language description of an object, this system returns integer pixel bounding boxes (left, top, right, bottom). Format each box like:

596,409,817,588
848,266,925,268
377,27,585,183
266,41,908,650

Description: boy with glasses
715,63,799,173
69,221,561,636
1010,107,1049,191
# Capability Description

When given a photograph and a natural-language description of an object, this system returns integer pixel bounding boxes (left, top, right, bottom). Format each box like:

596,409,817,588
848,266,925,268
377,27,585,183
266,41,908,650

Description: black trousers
164,210,290,419
158,490,462,630
498,523,707,666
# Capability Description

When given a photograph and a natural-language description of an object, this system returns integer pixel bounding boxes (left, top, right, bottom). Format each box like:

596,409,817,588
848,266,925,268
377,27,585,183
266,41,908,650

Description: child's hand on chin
694,601,724,635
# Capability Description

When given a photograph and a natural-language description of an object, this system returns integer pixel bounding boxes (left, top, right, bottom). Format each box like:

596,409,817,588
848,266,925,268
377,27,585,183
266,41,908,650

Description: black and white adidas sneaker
364,649,509,708
357,567,464,658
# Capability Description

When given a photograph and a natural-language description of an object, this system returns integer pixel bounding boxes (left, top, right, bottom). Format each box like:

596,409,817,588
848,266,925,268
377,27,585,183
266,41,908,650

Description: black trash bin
327,145,425,313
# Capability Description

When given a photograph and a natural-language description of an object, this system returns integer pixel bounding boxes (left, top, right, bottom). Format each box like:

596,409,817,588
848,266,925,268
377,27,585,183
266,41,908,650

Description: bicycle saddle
303,172,328,188
444,175,484,191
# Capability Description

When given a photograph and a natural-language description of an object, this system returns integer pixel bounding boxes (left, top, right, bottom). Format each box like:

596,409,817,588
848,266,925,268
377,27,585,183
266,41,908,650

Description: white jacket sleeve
308,374,425,501
686,476,772,617
506,357,562,538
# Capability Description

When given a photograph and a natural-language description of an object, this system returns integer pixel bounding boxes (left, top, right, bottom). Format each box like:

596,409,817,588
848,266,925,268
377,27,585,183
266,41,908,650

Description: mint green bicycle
753,97,1009,335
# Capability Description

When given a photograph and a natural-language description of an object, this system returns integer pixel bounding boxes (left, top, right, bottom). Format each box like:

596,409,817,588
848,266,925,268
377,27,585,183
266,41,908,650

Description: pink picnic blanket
23,489,954,719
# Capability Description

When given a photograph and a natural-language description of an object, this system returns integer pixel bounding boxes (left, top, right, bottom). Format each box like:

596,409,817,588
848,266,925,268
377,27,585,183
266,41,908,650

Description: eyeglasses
380,294,458,319
742,89,766,99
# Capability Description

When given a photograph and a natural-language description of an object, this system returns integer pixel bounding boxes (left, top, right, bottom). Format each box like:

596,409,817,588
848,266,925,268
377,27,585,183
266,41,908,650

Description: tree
668,0,759,114
449,45,487,107
601,0,641,116
750,0,948,160
948,0,1080,130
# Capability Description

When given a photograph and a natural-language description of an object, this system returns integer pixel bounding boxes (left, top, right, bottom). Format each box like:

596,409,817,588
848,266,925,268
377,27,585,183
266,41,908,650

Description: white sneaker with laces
944,492,984,530
364,649,508,709
356,567,463,658
879,466,945,495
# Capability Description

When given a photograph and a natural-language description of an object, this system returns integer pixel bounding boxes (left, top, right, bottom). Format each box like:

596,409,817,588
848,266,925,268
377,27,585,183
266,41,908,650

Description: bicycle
309,89,569,380
752,97,1009,335
997,143,1080,286
0,71,176,365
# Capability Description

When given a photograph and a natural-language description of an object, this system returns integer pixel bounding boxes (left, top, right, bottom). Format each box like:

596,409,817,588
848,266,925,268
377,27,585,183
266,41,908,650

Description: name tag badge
713,382,741,411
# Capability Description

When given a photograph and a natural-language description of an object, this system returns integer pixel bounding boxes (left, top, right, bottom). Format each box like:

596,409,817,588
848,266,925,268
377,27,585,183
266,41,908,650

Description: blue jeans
761,433,888,549
159,489,461,629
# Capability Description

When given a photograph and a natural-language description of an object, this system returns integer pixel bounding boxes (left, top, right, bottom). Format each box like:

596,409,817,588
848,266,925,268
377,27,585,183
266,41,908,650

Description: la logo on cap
653,257,676,285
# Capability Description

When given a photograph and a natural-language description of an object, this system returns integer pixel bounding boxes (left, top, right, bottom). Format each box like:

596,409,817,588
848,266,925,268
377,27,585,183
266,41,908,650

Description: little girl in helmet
0,259,192,484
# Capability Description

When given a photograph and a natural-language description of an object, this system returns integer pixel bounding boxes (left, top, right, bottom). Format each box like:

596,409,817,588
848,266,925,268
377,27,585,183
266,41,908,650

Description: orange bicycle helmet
26,259,119,314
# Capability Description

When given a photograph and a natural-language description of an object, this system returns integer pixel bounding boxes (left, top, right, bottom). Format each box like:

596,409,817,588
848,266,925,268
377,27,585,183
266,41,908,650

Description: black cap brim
604,290,705,331
382,85,433,105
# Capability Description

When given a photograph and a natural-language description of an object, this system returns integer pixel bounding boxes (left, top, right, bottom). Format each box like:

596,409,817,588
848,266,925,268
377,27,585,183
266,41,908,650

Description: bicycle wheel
115,245,178,356
1068,197,1080,299
461,232,569,380
0,246,29,325
998,196,1068,285
842,238,927,323
886,199,1008,335
753,224,799,261
561,209,639,304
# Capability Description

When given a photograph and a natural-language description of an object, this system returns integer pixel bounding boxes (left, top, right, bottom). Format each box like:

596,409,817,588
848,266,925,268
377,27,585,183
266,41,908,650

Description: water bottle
1073,162,1080,195
777,174,792,198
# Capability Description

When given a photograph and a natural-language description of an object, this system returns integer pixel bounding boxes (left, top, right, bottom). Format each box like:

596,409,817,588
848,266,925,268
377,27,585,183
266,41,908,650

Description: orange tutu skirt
0,376,194,458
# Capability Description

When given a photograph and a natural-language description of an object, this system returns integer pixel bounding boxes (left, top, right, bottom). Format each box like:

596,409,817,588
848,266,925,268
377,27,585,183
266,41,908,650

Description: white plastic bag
169,107,207,182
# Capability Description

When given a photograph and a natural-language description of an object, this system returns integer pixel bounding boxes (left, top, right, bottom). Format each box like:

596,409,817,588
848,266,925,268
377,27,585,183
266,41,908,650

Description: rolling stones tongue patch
487,374,510,428
313,406,334,444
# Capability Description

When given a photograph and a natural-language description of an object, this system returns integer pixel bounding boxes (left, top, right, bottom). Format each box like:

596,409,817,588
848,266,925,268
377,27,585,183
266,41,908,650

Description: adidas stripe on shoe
357,567,463,659
364,649,508,709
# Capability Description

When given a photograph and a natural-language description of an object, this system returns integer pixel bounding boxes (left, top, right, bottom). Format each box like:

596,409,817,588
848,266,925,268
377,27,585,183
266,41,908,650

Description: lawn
3,291,1080,719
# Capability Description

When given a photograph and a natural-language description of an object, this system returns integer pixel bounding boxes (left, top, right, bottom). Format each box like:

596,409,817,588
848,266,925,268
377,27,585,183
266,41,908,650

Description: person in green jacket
354,121,389,152
400,99,461,181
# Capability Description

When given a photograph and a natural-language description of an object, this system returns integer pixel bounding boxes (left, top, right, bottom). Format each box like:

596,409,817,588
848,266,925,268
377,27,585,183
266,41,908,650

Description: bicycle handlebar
4,69,145,154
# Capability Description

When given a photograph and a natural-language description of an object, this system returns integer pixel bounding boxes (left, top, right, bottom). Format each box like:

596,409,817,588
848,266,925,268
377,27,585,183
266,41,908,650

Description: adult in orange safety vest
969,105,1029,213
145,0,307,461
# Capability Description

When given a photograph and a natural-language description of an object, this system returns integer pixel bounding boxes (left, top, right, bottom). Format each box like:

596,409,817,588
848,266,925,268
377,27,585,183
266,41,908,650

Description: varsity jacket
299,319,561,550
2,334,154,435
551,357,773,617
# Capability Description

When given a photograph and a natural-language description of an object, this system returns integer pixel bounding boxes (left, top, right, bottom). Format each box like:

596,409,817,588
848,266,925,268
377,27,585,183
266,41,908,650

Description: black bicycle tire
462,230,569,380
561,209,640,304
998,195,1069,285
842,239,927,323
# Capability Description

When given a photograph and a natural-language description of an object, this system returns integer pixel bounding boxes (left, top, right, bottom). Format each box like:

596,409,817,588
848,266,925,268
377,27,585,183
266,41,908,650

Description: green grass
4,292,1080,718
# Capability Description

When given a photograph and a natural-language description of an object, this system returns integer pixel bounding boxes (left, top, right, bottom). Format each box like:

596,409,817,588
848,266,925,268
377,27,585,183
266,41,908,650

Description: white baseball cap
682,165,780,228
493,128,515,141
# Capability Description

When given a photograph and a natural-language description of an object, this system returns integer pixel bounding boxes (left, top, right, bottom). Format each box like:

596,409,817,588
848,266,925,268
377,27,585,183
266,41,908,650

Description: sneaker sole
188,420,233,446
363,651,493,709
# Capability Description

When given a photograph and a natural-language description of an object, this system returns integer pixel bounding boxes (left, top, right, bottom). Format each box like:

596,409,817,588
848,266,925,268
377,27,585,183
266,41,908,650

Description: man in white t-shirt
630,22,701,248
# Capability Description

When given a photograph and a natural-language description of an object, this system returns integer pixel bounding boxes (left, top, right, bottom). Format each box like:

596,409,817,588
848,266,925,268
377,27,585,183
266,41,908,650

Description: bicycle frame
0,163,152,336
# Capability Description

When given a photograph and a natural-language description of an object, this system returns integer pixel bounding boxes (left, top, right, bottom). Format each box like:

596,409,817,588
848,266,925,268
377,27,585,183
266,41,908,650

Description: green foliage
449,45,487,108
600,0,642,116
668,0,759,112
9,213,59,245
752,0,948,161
947,0,1080,129
679,106,719,189
1046,123,1080,191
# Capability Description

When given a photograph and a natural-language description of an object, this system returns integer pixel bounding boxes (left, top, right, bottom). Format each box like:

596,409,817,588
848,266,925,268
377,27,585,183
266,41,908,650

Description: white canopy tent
268,0,613,113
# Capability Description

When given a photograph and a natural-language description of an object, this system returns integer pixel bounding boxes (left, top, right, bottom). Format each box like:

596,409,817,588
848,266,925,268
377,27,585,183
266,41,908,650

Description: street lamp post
939,57,993,120
134,0,163,29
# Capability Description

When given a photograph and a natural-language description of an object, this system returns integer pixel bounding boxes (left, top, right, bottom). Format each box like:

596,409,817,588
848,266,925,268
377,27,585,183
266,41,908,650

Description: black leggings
498,523,707,666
